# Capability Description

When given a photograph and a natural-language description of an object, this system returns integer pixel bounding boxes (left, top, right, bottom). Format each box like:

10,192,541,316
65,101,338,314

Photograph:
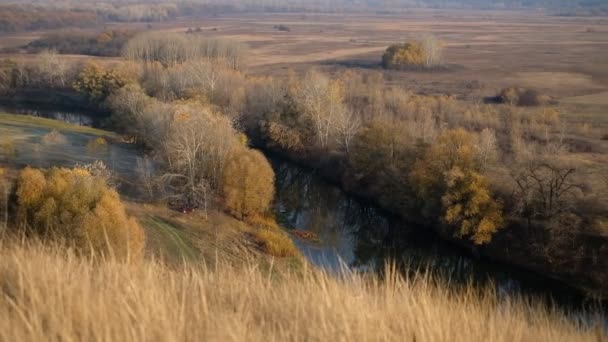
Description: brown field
4,9,605,124
3,10,608,97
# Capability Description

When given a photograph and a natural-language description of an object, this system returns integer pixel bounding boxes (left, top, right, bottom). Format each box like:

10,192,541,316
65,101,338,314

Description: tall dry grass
0,240,603,342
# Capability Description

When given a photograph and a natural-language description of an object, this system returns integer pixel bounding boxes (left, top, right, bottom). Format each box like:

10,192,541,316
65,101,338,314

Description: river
270,158,606,322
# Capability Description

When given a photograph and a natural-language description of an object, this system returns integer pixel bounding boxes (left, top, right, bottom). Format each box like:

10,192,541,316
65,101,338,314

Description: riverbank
261,144,608,300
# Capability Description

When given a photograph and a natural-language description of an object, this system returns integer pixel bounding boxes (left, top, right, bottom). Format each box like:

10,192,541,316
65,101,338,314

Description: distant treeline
0,0,605,32
26,30,138,57
0,5,101,32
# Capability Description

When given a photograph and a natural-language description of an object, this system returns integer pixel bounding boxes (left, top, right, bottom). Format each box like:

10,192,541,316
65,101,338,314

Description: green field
0,112,141,184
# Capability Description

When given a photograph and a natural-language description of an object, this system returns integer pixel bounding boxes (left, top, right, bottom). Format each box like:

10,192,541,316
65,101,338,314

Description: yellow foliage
222,148,275,219
1,137,16,160
382,42,425,68
264,121,304,152
15,167,144,260
254,227,298,257
246,213,280,231
86,137,108,154
411,129,503,244
442,167,503,245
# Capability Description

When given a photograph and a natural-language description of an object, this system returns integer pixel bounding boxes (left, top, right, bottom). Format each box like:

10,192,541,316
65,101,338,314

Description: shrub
86,137,108,154
254,227,298,257
274,24,291,32
382,42,425,69
15,167,145,260
222,148,275,219
498,87,551,107
41,130,68,145
382,36,442,69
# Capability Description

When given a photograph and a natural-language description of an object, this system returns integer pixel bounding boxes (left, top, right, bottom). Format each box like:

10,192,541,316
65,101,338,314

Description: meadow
0,240,604,342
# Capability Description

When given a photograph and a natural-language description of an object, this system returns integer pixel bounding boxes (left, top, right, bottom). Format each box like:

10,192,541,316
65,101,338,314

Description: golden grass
254,227,298,257
0,240,603,342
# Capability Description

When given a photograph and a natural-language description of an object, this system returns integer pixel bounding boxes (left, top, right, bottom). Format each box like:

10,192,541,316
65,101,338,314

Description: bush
498,87,552,107
222,148,275,219
254,227,298,257
382,42,425,69
41,130,68,145
86,137,109,154
15,167,145,260
274,24,291,32
382,36,442,69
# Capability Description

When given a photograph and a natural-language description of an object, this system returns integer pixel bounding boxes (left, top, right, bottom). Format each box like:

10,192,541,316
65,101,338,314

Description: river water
270,158,606,321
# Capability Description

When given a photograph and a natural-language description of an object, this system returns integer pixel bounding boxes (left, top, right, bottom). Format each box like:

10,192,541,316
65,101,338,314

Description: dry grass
253,227,298,257
0,240,603,342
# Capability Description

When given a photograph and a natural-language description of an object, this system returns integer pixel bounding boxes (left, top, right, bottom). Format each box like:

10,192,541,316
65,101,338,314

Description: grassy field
0,113,138,181
0,240,603,342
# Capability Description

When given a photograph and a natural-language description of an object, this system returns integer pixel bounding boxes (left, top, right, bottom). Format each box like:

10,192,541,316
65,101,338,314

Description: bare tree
420,34,443,67
292,70,345,148
161,104,238,208
513,161,585,220
334,108,361,153
476,128,499,170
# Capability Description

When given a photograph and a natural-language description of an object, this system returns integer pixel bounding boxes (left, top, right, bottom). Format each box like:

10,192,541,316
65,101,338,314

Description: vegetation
498,87,553,107
0,5,100,32
382,36,443,69
410,129,503,244
0,11,606,298
0,241,603,342
26,30,137,57
222,148,275,219
14,167,144,260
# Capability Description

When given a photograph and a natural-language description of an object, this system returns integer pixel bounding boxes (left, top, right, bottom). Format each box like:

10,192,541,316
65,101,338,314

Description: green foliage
222,148,275,219
15,167,145,259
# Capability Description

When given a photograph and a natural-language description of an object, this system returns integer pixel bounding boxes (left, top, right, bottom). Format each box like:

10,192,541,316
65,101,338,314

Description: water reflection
271,158,607,318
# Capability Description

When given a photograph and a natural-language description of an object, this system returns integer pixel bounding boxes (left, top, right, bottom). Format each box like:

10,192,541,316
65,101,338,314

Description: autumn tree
441,167,504,244
349,120,414,181
382,36,443,69
291,70,346,148
160,103,238,208
420,34,443,67
221,148,275,219
382,42,424,69
411,129,503,244
73,62,137,102
15,167,145,260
